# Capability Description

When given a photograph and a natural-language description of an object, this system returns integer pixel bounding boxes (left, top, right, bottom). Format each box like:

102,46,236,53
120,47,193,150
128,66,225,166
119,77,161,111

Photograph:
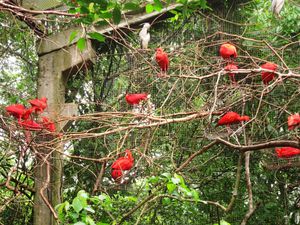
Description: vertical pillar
34,40,95,225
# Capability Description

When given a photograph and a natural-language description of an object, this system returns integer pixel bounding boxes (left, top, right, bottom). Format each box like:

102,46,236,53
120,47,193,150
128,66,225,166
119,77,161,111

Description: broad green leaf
123,3,140,11
153,0,163,11
74,222,86,225
72,197,83,213
96,223,110,225
88,32,105,42
145,4,154,13
85,216,96,225
167,182,177,193
112,6,121,24
191,189,200,201
85,205,95,213
171,177,180,184
162,197,171,205
214,220,231,225
69,31,78,43
77,190,89,199
77,38,86,52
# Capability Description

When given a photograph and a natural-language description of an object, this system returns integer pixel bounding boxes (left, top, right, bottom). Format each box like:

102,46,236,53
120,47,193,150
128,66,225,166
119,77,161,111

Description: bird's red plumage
42,117,56,132
111,169,123,180
29,97,48,113
6,104,26,120
111,150,134,171
219,44,237,59
217,111,250,126
18,119,43,131
224,64,238,83
155,48,169,72
261,62,277,85
125,93,148,105
275,147,300,158
288,113,300,130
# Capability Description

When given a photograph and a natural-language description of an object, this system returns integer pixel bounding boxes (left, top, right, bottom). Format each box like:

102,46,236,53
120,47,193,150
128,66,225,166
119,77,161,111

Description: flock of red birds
219,43,278,85
4,43,299,183
5,97,55,133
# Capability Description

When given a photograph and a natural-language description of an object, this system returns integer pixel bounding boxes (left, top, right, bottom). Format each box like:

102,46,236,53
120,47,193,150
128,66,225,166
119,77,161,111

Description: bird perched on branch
18,119,43,131
219,43,237,61
111,150,134,182
139,23,151,49
217,111,250,126
29,97,48,113
271,0,285,17
42,117,56,132
276,147,300,158
224,63,238,84
125,93,148,105
6,104,33,121
288,113,300,130
261,62,277,85
155,48,169,77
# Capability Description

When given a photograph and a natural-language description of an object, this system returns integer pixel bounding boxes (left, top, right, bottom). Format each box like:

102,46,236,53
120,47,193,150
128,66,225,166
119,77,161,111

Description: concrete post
34,40,95,225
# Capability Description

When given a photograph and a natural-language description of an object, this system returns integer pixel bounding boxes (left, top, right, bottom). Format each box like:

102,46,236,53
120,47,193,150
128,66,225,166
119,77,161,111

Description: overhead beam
36,3,182,55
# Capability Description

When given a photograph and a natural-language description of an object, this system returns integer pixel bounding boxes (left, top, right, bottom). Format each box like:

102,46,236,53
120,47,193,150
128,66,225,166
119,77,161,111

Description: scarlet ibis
111,169,123,181
18,119,43,131
155,48,169,77
29,97,48,113
271,0,285,16
224,63,238,84
261,62,277,85
42,117,56,132
219,43,237,60
139,23,150,49
111,149,134,171
276,147,300,158
6,104,26,120
288,113,300,130
125,93,148,105
217,111,250,126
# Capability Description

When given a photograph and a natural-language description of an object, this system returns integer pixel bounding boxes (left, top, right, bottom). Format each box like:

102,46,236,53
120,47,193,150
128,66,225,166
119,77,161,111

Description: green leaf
77,190,89,199
191,189,200,201
88,32,105,42
85,205,95,213
145,4,154,13
69,31,78,43
123,3,140,11
72,197,83,213
214,220,231,225
85,216,96,225
153,0,163,11
167,182,177,193
77,38,86,51
74,222,86,225
112,6,121,24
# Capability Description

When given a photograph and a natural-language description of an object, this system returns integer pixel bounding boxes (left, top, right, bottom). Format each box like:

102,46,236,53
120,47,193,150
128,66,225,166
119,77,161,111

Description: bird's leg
226,125,233,134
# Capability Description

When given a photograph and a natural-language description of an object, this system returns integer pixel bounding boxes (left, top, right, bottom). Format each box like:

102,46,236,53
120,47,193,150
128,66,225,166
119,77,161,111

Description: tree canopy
0,0,299,224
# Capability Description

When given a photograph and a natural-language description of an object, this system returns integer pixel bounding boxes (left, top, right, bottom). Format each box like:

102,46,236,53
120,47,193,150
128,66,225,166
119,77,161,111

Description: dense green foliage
0,0,299,224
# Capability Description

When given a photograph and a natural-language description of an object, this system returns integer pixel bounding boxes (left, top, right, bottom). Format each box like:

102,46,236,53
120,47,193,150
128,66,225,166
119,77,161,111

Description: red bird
29,97,48,113
261,62,277,85
219,43,237,60
111,149,134,171
224,63,238,84
125,93,148,105
111,169,123,181
288,113,300,130
6,104,26,120
275,147,300,158
155,48,169,77
6,104,33,120
42,117,56,132
217,111,250,126
18,119,43,131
